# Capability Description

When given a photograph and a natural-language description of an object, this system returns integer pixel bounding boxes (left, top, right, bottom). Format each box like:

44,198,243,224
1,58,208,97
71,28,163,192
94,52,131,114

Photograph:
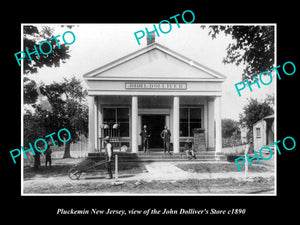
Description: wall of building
253,120,266,151
95,95,214,151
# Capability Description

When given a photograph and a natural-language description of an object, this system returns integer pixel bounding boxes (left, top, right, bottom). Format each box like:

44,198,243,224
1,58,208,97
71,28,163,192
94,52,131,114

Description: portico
83,43,226,154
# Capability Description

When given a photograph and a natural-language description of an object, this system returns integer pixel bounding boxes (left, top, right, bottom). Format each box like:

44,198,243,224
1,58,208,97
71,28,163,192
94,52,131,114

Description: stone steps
87,152,139,162
137,152,226,162
87,151,226,162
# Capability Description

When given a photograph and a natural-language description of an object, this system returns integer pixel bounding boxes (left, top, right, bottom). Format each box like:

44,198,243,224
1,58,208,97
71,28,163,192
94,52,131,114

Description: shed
253,114,274,152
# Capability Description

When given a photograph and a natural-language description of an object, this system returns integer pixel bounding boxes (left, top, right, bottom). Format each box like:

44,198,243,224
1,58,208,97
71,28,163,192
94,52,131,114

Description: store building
83,40,226,154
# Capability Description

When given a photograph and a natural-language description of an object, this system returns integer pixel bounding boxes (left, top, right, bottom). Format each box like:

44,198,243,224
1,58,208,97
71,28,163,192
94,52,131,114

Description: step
87,152,226,162
87,152,139,162
137,152,226,162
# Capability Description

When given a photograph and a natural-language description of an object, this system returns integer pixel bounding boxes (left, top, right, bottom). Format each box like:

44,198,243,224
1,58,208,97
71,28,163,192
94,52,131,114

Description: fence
23,140,89,167
51,140,89,158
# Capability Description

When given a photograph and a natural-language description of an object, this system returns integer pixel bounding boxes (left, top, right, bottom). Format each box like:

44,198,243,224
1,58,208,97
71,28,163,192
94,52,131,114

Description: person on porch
160,126,172,155
184,138,197,160
140,125,151,153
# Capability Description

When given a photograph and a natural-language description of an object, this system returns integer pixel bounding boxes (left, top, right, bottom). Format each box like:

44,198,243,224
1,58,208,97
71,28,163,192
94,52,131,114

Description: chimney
147,33,155,45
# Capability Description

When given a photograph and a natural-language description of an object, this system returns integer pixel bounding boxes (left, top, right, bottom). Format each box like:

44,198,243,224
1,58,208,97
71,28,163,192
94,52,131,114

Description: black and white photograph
3,4,299,221
21,23,276,195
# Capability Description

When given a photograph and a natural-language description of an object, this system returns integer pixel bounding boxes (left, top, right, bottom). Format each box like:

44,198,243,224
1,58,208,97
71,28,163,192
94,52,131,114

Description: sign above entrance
125,82,187,90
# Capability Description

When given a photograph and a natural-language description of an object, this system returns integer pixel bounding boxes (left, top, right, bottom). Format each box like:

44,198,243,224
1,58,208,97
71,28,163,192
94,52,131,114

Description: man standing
140,125,151,153
104,136,113,179
160,126,172,155
44,143,52,167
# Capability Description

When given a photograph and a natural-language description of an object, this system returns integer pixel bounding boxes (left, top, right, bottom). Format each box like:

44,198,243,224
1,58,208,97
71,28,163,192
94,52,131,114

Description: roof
83,43,227,81
253,114,275,127
263,114,274,120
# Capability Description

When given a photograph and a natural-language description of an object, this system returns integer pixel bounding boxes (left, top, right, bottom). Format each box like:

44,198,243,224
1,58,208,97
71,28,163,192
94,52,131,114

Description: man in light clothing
160,126,172,155
104,136,113,179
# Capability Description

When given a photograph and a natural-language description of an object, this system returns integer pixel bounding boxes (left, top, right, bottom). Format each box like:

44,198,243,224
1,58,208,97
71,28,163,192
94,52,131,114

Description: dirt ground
23,158,275,195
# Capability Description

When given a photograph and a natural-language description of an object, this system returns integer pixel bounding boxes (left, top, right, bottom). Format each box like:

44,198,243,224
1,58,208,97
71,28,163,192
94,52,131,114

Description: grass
23,153,275,194
24,158,146,180
175,162,270,173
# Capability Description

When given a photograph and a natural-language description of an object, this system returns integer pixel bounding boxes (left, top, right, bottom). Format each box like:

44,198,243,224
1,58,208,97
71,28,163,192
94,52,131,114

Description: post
131,96,138,153
245,144,249,179
88,96,96,153
173,96,180,154
115,154,118,180
207,98,215,150
98,99,103,152
215,96,222,153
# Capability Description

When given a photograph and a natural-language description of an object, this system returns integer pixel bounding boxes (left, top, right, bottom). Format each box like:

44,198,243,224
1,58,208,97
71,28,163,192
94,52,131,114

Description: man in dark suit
140,125,151,153
160,126,172,155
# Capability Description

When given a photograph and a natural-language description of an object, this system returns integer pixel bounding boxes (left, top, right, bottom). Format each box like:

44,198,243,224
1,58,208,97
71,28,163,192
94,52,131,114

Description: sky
24,23,275,120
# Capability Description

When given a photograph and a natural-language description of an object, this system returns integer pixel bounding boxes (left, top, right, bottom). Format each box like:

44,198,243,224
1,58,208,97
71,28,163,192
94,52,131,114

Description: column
138,115,142,146
207,97,215,150
165,115,170,129
94,97,98,150
88,95,96,153
173,96,180,154
215,96,222,153
97,99,103,150
204,99,208,149
131,96,138,153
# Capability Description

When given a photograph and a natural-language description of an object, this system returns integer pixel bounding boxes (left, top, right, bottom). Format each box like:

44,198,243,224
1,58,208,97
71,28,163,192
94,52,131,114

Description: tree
222,118,240,139
39,77,88,158
23,25,74,105
23,77,39,104
23,25,71,74
23,108,49,169
222,118,242,147
239,97,274,140
201,25,274,81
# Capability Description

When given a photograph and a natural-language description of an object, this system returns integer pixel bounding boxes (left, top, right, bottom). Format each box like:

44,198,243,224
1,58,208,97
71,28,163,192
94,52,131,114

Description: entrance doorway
141,115,165,149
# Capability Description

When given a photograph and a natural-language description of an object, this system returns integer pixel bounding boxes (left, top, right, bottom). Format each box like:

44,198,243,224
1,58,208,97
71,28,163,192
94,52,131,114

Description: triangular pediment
83,43,226,81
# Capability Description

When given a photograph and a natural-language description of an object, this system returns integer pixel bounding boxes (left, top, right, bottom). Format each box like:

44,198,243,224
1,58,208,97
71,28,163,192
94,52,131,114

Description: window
180,107,202,137
103,107,129,137
256,127,261,138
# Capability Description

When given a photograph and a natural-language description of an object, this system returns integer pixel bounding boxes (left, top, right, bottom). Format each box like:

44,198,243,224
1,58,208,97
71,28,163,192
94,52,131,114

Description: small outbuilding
253,114,274,152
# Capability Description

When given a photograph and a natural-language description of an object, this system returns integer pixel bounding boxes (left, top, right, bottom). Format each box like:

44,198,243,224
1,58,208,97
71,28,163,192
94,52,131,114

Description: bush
222,135,242,148
226,153,243,162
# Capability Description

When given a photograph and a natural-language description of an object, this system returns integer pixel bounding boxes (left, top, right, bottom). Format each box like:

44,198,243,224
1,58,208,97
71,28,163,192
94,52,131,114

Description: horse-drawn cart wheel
68,167,82,180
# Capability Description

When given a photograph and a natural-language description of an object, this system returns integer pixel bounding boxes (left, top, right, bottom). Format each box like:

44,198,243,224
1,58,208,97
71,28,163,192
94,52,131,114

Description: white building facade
83,43,226,154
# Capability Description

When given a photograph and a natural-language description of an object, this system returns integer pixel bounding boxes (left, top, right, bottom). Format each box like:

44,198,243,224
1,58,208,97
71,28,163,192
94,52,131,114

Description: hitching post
115,154,118,180
244,144,249,179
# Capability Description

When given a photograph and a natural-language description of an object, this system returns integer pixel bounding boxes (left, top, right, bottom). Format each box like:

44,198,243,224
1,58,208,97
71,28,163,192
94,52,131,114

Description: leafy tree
39,77,88,158
23,25,73,105
264,93,275,108
23,25,71,74
239,97,274,140
24,77,88,161
23,108,48,169
222,118,240,139
222,118,242,147
23,77,39,104
201,25,274,81
24,109,46,146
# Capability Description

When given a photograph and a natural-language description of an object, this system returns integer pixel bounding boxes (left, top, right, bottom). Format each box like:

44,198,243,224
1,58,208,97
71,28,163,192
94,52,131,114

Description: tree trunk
33,152,41,169
63,141,71,158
